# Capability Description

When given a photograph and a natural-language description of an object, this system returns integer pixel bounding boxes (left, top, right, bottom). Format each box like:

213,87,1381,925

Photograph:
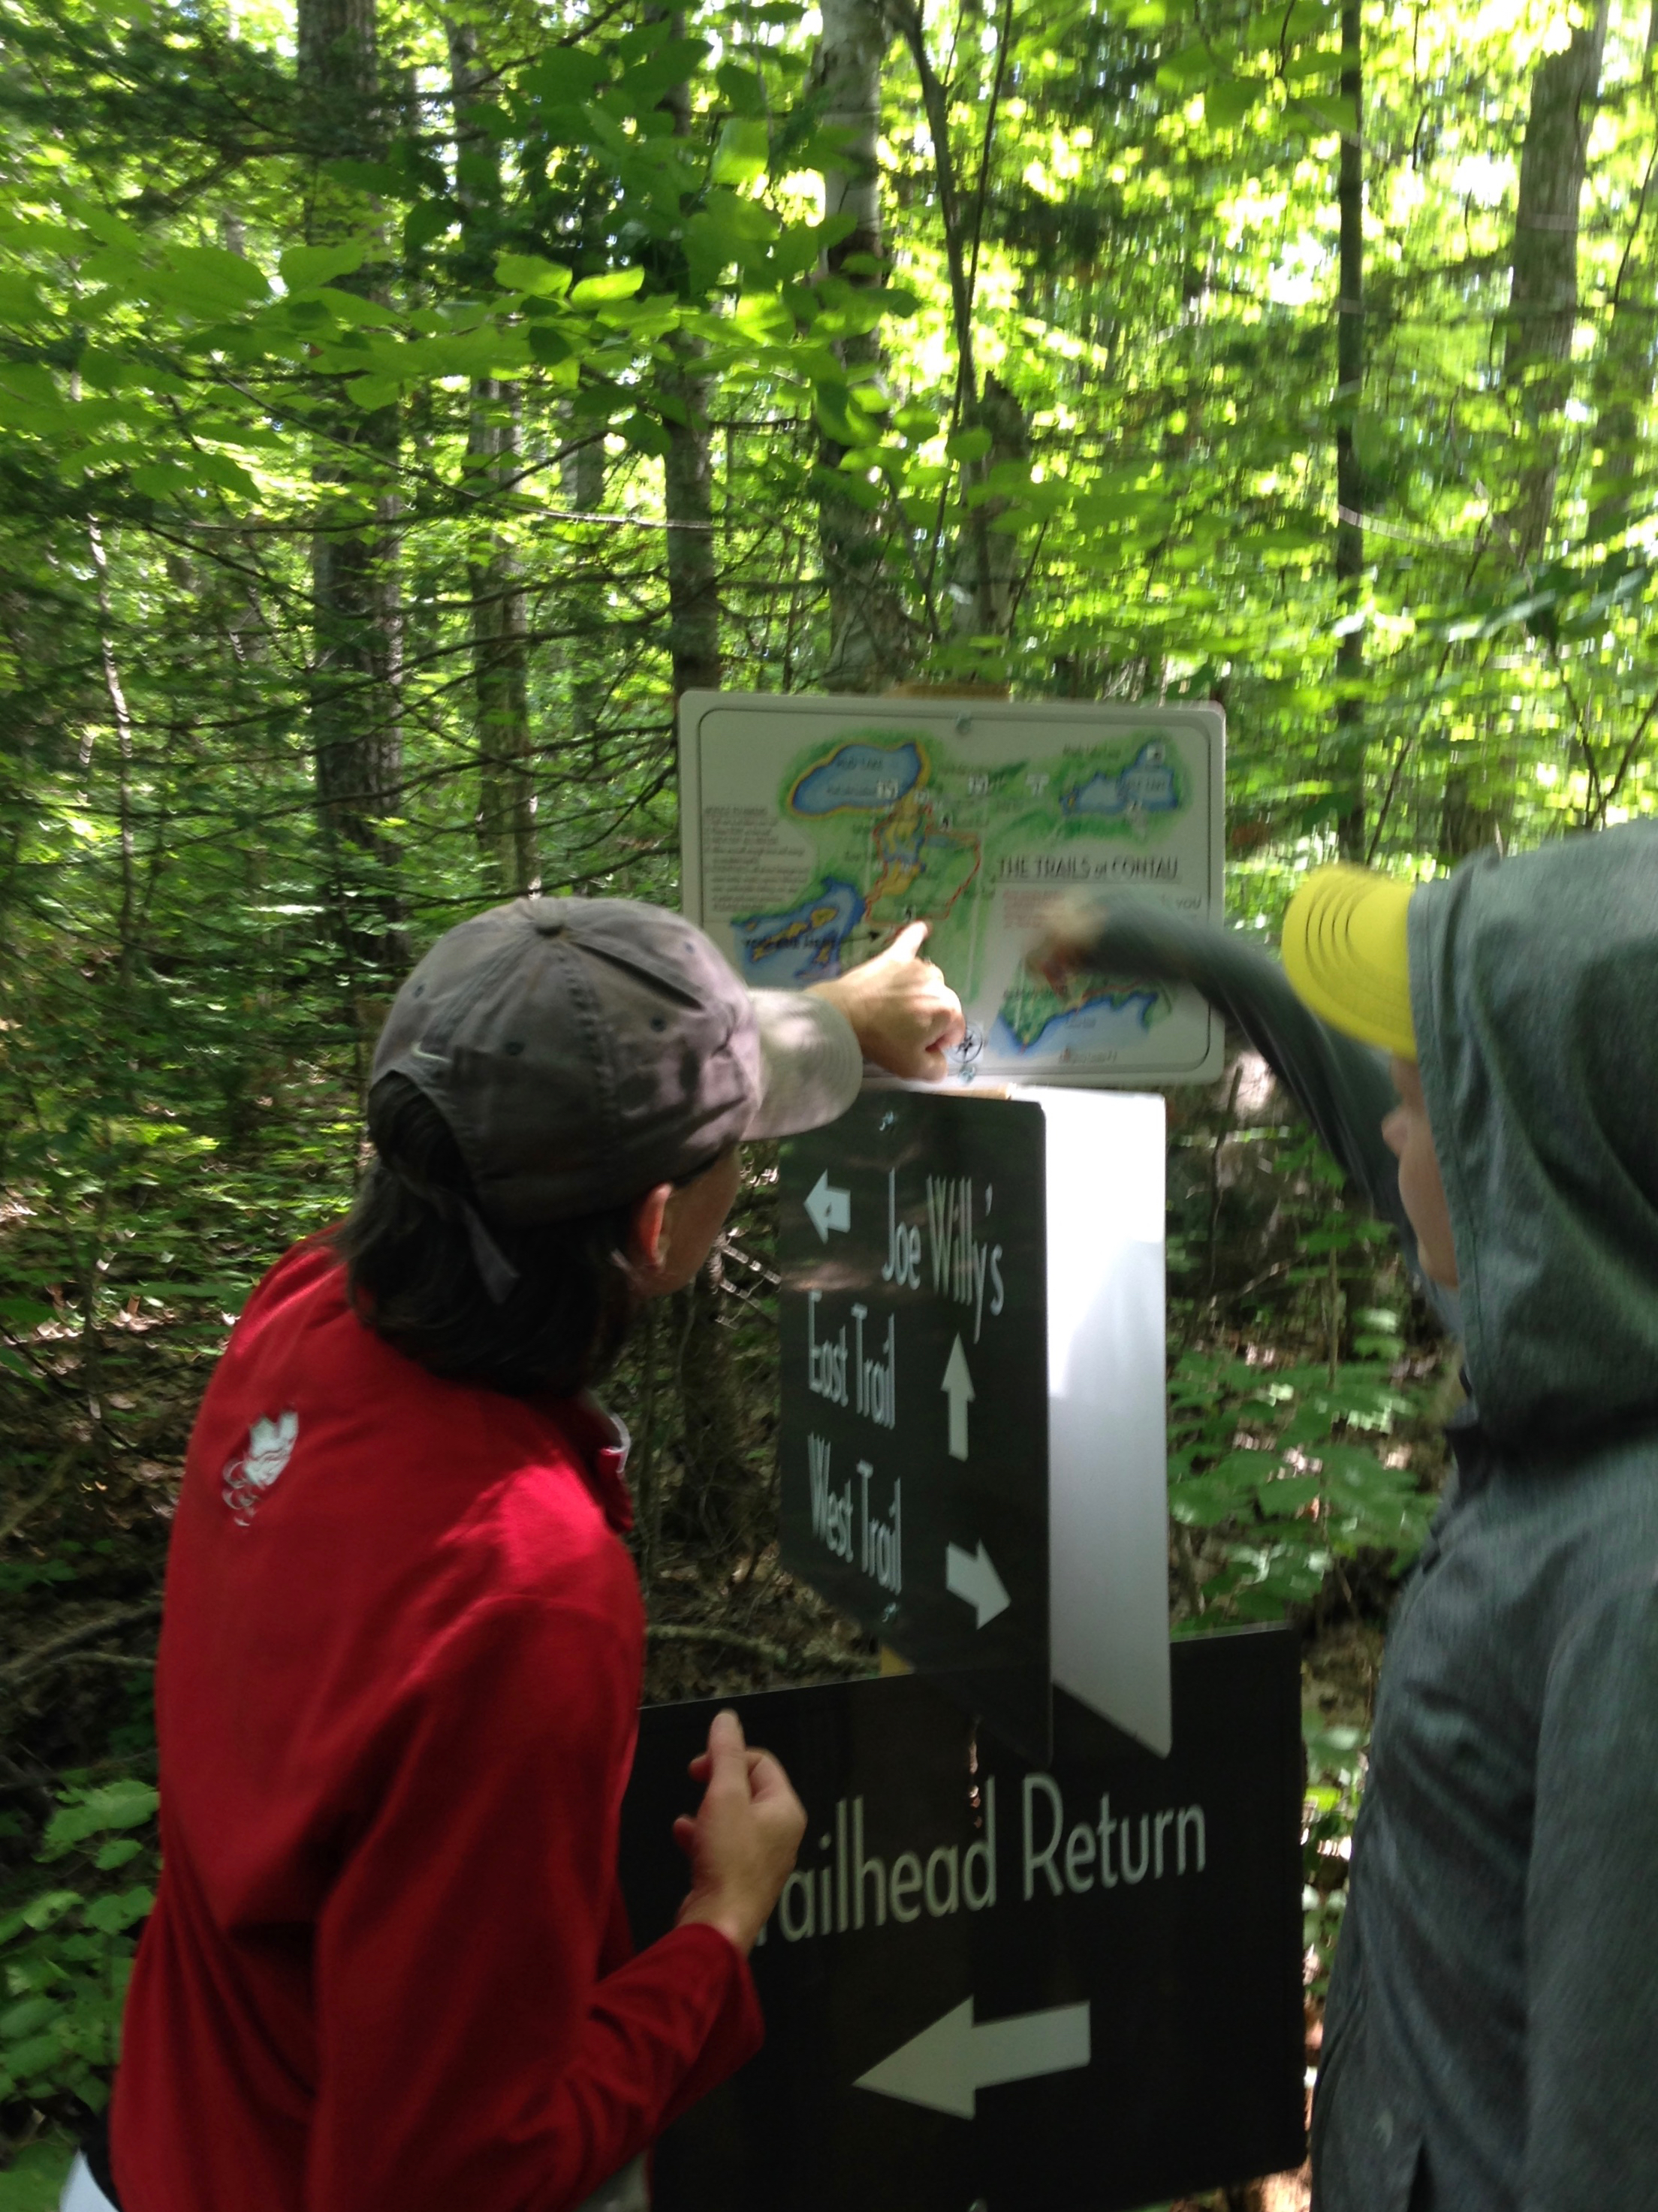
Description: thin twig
0,1446,78,1550
0,1600,163,1691
646,1622,872,1674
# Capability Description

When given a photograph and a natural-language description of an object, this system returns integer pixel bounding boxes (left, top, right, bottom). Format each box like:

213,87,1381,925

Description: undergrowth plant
0,1780,159,2114
1168,1347,1436,1625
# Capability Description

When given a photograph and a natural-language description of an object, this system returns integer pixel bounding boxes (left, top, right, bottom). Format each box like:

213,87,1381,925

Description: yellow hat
1281,865,1417,1058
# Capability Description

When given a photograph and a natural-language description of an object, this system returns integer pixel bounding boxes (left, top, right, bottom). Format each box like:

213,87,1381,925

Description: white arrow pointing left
855,1997,1091,2119
945,1540,1011,1628
805,1170,851,1243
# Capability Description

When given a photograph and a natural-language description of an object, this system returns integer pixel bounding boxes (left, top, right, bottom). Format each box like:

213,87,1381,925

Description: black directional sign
621,1627,1306,2212
779,1090,1052,1760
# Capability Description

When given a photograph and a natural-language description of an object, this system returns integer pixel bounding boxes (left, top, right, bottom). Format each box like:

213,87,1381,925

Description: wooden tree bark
449,20,538,895
297,0,405,980
1501,0,1611,560
813,0,909,688
1587,2,1658,547
948,370,1026,640
662,339,720,699
1333,0,1365,860
890,0,1023,647
655,23,721,701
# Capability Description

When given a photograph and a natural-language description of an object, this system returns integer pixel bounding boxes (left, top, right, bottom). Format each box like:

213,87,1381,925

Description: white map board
680,690,1225,1088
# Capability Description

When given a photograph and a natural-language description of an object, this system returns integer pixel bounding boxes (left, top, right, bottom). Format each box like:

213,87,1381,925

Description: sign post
659,689,1302,2207
782,1089,1054,1759
621,1631,1306,2212
780,1085,1171,1760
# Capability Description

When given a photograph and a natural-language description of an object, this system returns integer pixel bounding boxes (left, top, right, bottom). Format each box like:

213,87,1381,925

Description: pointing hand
810,920,966,1082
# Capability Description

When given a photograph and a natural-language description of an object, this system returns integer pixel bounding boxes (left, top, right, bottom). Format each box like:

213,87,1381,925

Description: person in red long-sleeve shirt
80,898,962,2212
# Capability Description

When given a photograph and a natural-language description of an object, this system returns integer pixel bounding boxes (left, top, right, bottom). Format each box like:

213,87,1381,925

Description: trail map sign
680,690,1225,1087
620,1631,1305,2212
780,1086,1171,1761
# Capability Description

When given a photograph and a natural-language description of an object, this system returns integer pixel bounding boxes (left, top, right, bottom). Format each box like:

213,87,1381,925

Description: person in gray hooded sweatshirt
1036,819,1658,2211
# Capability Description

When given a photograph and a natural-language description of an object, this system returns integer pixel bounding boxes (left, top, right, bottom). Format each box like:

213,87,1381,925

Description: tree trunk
1501,0,1611,561
465,382,538,895
948,370,1027,639
1333,0,1365,860
450,20,538,895
662,339,720,699
814,0,909,689
1587,3,1658,547
654,21,721,701
297,0,405,981
891,0,1020,649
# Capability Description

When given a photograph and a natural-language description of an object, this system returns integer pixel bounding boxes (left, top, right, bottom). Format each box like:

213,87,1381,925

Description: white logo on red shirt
222,1410,299,1525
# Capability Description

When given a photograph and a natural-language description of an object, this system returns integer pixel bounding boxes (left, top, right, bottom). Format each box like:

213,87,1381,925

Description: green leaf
622,410,672,457
946,427,993,463
40,1780,158,1858
526,324,574,367
616,38,711,109
1156,42,1215,93
403,201,456,251
569,267,644,306
1204,76,1262,128
322,157,404,197
20,1891,80,1931
279,240,367,293
191,451,260,496
495,252,572,297
716,62,768,116
345,376,399,412
83,1886,154,1936
4,2032,66,2082
713,117,770,186
0,1996,56,2043
520,47,608,104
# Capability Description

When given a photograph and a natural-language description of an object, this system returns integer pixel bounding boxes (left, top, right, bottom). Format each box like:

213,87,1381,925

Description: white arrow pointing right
855,1997,1091,2119
940,1333,974,1459
945,1540,1011,1628
805,1169,851,1244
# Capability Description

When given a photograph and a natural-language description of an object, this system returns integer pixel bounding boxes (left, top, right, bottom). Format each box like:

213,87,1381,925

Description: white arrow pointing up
855,1997,1091,2120
805,1170,851,1243
945,1540,1010,1628
940,1334,974,1460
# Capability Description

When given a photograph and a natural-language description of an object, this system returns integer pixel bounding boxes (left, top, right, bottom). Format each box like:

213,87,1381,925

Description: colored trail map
734,731,1183,1064
682,695,1225,1085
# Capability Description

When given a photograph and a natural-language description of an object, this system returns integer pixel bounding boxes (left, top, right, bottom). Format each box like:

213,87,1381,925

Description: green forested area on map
0,0,1653,2183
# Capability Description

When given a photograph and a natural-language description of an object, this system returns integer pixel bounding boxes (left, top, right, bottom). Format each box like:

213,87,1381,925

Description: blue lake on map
991,988,1165,1061
1062,741,1180,820
731,879,866,983
789,741,924,815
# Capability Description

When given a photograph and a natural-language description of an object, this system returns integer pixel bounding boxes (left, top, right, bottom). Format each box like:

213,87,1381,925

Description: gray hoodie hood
1409,821,1658,1450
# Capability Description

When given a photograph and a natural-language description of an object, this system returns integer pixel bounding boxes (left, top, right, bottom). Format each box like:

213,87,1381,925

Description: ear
628,1182,675,1292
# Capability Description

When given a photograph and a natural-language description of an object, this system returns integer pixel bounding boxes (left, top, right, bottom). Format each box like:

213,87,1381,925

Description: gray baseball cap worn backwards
371,898,863,1299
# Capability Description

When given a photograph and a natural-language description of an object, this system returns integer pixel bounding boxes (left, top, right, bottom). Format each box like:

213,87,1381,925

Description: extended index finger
886,919,931,962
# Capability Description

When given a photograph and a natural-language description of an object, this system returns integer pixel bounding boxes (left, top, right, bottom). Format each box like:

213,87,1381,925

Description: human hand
673,1710,806,1957
1026,889,1108,991
810,920,966,1081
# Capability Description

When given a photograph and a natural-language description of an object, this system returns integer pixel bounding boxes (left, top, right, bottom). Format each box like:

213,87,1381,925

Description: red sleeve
304,1586,761,2212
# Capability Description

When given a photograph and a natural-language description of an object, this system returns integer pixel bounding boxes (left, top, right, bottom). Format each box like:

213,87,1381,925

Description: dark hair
333,1075,640,1397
